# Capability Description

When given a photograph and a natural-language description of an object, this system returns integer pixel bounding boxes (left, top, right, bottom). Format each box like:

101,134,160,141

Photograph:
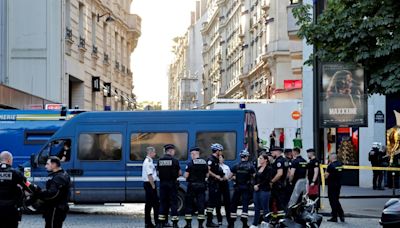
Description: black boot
227,218,235,228
184,219,192,228
172,220,179,228
206,212,219,227
241,217,249,228
198,219,205,228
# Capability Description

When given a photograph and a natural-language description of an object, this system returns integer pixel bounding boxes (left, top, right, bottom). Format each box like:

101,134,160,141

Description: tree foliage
293,0,400,95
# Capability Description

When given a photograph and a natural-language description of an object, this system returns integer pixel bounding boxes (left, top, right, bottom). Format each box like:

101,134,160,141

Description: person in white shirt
142,146,159,228
216,154,232,225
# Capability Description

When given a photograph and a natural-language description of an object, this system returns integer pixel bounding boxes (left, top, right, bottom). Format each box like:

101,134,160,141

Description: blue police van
26,109,259,211
0,109,84,166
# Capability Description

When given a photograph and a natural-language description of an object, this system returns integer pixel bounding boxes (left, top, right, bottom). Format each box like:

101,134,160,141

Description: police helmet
240,149,250,158
211,143,224,152
372,142,381,150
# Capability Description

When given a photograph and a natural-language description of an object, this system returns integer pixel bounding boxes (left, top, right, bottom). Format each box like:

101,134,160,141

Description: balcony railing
65,27,73,42
103,53,109,65
78,36,86,50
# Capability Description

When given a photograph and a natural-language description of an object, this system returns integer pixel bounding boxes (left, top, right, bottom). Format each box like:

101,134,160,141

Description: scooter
380,198,400,228
279,195,322,228
265,195,322,228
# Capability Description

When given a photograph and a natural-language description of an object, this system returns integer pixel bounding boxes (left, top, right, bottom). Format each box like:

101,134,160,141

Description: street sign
291,110,301,120
45,104,63,110
374,110,384,123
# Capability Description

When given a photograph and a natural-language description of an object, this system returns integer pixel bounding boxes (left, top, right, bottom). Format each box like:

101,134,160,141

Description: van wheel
177,190,185,215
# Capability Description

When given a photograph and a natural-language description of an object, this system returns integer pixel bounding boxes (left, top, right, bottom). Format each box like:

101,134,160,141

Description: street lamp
97,13,114,23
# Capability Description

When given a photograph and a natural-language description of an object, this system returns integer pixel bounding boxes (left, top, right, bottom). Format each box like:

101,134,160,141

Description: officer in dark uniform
283,148,293,209
325,153,344,223
157,144,182,228
184,147,209,228
0,151,33,228
206,143,224,227
269,147,287,214
369,143,384,190
289,147,307,186
37,156,71,228
307,149,320,201
228,149,256,228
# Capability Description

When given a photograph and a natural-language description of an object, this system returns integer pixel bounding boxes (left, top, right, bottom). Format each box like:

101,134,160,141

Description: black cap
190,146,200,152
163,144,175,151
306,148,315,153
284,149,293,154
270,147,283,152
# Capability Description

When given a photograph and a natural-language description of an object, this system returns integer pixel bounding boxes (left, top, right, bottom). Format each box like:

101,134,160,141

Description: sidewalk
319,185,400,218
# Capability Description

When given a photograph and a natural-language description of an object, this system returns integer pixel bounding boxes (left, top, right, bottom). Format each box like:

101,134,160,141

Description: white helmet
211,143,224,151
372,142,382,149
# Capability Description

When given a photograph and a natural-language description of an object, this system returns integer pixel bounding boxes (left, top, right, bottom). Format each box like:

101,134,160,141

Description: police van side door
73,123,126,203
125,124,189,202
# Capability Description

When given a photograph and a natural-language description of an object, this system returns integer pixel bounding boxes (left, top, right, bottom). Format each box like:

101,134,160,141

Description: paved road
18,204,382,228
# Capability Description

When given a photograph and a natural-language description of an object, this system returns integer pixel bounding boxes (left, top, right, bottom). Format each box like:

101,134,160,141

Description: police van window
196,132,236,160
78,133,122,161
130,132,188,161
37,139,72,164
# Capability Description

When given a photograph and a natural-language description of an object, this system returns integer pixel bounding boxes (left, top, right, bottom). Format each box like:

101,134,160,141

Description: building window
78,2,85,37
65,0,71,28
115,32,118,63
196,131,237,160
92,13,96,46
130,132,188,161
78,133,122,161
120,37,124,71
103,23,108,53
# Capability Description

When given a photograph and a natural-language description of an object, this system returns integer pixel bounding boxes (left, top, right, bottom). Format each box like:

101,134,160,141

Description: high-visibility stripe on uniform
171,216,179,221
158,215,166,221
198,214,206,220
185,214,192,220
241,212,249,218
206,208,213,213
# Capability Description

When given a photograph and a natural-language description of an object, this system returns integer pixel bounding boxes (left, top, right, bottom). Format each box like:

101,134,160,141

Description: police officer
306,149,320,201
0,151,33,228
325,153,344,223
142,147,159,228
369,142,384,190
288,147,307,187
269,147,287,214
283,149,293,209
206,143,224,227
37,156,71,228
157,144,182,228
228,149,255,228
184,147,208,228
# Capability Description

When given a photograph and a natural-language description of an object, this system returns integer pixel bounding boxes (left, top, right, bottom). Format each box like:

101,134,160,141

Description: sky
130,0,196,109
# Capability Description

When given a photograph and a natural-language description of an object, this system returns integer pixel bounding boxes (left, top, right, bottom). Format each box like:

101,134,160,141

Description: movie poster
320,63,368,127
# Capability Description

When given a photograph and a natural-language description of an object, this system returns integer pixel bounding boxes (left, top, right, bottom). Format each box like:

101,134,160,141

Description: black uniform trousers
271,184,285,213
44,207,68,228
159,181,178,222
230,185,251,219
0,206,19,228
144,182,160,225
216,181,231,222
185,183,206,219
328,184,344,219
373,170,383,189
207,181,220,210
